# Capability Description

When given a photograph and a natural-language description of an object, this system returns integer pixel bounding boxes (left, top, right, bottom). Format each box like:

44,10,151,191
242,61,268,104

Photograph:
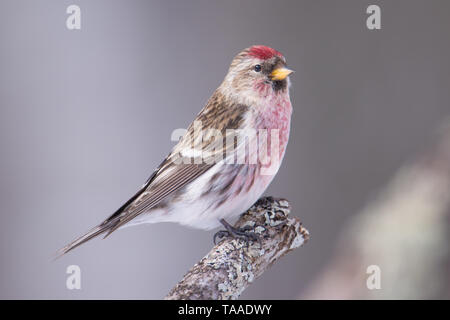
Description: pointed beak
270,67,294,81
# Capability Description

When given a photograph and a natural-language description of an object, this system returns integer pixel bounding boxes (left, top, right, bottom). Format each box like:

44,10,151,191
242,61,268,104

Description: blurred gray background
1,0,449,299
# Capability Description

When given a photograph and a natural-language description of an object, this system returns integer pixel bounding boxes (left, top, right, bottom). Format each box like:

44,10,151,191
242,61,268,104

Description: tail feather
55,221,116,259
55,166,159,259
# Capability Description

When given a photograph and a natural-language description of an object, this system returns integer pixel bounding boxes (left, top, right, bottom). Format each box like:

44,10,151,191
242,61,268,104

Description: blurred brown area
302,121,450,299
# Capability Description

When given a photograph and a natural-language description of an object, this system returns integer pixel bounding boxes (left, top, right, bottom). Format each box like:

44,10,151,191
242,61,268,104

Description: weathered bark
165,196,309,300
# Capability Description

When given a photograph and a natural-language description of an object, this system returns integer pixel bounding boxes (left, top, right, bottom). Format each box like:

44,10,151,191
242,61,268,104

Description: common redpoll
58,45,294,256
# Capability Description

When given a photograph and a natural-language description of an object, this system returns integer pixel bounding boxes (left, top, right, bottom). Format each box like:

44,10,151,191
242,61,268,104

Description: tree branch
165,196,309,300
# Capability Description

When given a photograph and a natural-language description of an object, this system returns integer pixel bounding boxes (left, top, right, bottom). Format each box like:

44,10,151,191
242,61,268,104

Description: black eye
254,64,262,72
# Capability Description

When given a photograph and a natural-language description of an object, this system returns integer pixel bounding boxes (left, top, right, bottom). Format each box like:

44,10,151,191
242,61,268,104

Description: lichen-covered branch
165,197,309,300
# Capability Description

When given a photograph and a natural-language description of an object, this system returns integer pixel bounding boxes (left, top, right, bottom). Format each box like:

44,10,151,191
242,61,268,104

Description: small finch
58,45,294,256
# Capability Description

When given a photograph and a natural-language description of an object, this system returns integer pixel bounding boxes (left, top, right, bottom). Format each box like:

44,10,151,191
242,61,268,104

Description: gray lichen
165,196,310,300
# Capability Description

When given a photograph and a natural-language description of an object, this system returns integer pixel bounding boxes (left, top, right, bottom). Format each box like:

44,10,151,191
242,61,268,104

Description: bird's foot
213,219,261,246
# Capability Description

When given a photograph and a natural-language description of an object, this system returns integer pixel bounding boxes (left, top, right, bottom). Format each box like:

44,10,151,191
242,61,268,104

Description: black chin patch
272,79,287,92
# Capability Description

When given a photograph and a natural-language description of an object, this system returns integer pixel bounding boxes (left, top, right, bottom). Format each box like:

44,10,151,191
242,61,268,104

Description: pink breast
256,95,292,160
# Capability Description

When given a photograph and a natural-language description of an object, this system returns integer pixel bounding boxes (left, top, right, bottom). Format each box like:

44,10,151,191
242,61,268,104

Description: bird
57,45,294,256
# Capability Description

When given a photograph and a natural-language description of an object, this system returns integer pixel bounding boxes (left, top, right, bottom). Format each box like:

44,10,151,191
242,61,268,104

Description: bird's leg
213,218,260,245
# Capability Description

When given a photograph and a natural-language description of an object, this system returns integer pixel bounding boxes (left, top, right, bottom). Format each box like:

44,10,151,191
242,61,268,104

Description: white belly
122,161,279,230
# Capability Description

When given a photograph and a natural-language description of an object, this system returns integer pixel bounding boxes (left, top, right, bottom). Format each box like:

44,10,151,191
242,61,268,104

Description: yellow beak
270,67,294,81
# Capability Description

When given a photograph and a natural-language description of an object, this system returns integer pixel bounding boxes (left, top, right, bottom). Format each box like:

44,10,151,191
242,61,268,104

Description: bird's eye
254,64,262,72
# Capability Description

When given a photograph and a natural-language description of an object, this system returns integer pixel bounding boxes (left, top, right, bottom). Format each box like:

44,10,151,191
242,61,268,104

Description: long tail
55,220,118,259
55,169,159,259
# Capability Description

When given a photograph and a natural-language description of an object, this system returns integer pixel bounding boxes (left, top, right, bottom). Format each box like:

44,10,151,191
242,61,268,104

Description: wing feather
103,159,213,236
104,96,251,235
59,90,251,254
